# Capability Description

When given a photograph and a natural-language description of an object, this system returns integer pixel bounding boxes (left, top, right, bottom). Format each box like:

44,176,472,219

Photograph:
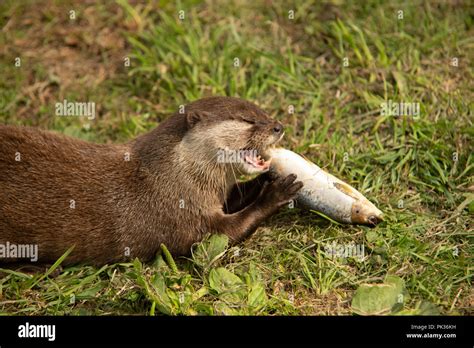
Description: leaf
246,263,267,309
385,275,405,293
205,234,229,261
76,283,106,299
469,200,474,214
398,301,440,315
192,287,209,302
214,301,240,315
365,229,379,243
351,275,405,315
298,254,317,289
28,246,74,289
248,284,266,309
151,254,170,271
209,268,243,291
209,267,245,303
160,244,178,273
133,260,173,315
392,71,407,97
192,234,229,269
149,273,174,315
413,301,441,315
362,91,384,108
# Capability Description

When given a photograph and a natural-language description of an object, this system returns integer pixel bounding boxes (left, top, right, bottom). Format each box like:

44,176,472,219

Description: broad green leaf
248,284,266,309
214,301,240,315
246,263,267,309
149,273,173,315
399,301,440,315
134,263,173,315
209,267,245,303
193,234,229,269
351,276,405,315
151,254,170,271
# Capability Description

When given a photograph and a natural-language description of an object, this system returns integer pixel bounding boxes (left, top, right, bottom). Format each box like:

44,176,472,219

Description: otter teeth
244,153,271,170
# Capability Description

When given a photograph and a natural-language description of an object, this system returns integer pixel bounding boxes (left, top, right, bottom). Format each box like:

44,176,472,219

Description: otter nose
273,123,283,134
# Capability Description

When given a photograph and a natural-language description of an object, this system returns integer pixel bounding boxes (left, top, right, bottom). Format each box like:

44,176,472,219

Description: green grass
0,0,472,315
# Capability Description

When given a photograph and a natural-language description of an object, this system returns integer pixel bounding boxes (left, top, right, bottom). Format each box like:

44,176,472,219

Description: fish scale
268,148,383,226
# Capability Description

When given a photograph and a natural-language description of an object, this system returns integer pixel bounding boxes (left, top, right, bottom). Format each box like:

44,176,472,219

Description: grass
0,0,472,315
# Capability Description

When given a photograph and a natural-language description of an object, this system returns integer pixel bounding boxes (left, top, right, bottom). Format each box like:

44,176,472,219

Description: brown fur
0,96,302,265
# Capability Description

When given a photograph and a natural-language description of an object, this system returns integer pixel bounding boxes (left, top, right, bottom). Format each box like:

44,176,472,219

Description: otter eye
242,118,255,125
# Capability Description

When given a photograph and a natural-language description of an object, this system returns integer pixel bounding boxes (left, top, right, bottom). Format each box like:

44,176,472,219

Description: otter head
181,96,284,177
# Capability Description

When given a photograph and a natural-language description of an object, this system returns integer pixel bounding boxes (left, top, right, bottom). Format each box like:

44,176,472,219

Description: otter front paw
257,174,303,210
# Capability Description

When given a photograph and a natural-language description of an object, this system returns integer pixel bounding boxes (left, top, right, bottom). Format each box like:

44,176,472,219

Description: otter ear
186,110,213,129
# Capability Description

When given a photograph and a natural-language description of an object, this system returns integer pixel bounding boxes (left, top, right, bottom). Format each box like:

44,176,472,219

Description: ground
0,0,472,315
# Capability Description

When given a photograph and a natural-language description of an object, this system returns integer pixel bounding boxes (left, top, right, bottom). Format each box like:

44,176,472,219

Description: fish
267,148,383,226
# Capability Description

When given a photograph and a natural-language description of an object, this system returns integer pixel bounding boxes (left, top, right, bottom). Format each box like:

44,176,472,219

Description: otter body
0,97,302,265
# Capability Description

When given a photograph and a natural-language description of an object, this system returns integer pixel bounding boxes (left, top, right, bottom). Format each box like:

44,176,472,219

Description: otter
0,96,303,265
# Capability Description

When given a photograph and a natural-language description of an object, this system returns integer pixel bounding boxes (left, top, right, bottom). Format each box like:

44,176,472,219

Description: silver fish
268,148,383,226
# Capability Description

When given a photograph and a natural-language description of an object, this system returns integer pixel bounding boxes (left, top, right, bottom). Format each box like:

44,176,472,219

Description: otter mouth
238,135,282,174
239,148,272,174
243,151,271,170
